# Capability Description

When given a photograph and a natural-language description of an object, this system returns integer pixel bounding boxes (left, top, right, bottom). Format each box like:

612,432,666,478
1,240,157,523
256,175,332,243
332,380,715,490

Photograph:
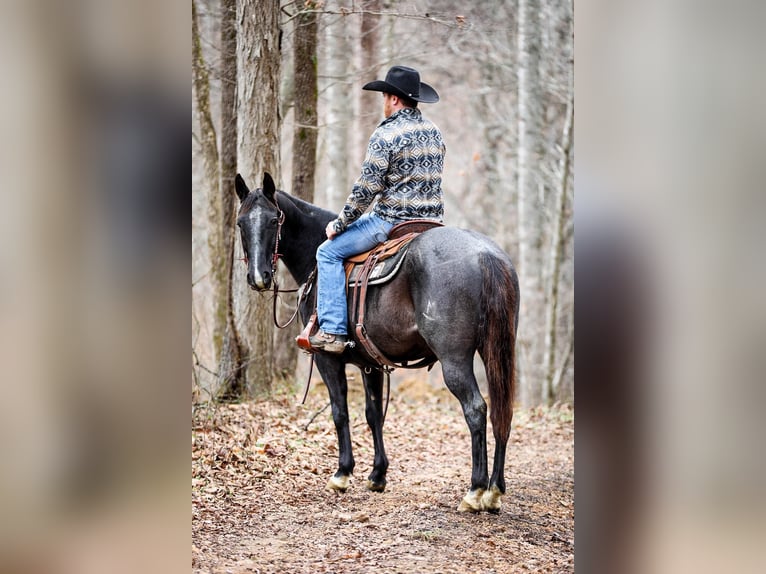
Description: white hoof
457,488,485,513
481,485,503,513
326,474,350,492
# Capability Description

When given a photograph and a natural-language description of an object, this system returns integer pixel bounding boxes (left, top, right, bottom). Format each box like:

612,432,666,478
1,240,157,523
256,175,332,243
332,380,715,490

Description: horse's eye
270,217,278,225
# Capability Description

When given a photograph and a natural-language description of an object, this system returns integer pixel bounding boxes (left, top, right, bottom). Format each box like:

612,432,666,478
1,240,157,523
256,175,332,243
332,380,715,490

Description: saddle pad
346,244,411,288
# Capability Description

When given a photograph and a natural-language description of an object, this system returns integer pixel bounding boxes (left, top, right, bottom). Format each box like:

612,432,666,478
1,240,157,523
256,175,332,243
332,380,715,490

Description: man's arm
330,133,390,234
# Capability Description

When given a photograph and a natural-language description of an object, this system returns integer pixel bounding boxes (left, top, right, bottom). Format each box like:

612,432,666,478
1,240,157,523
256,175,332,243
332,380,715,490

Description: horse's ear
262,172,276,204
235,173,250,203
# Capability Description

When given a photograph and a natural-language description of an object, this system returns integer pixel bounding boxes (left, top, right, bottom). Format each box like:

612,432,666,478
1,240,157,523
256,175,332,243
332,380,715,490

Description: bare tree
234,0,282,396
291,4,319,202
353,0,382,168
322,1,351,211
538,0,574,404
193,0,240,396
272,0,321,382
192,1,217,192
516,0,546,407
543,75,573,405
215,0,245,397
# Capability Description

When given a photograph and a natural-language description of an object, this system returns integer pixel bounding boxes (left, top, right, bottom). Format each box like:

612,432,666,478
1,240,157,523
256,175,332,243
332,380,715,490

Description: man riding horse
310,66,446,353
233,65,518,513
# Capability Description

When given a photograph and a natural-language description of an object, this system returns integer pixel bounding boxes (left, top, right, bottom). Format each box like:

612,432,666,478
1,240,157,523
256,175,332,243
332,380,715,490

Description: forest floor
192,375,574,574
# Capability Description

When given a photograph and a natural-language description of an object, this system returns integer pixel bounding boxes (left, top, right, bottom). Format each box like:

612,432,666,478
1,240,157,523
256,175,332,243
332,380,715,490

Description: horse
234,172,519,513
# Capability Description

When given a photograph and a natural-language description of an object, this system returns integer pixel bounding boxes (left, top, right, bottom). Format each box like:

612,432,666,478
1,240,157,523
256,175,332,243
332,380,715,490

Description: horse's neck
277,192,334,284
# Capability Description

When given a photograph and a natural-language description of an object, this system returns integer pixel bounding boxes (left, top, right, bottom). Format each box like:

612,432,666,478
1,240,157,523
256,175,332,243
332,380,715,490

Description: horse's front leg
316,355,355,491
362,368,389,492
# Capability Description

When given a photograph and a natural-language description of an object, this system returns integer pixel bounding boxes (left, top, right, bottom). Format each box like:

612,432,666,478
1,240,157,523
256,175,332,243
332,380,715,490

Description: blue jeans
316,213,394,335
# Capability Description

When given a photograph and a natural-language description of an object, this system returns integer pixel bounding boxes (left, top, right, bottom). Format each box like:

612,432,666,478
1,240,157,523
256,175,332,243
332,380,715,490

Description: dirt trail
192,377,574,573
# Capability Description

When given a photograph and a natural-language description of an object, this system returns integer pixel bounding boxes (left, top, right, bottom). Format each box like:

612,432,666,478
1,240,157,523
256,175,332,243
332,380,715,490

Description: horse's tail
477,252,519,442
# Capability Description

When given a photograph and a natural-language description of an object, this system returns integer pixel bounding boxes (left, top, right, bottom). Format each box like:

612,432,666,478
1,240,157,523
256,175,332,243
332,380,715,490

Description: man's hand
326,220,339,240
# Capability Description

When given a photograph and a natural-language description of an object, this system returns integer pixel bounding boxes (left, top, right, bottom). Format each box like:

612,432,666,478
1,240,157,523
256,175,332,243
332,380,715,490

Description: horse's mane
277,190,337,221
239,186,335,221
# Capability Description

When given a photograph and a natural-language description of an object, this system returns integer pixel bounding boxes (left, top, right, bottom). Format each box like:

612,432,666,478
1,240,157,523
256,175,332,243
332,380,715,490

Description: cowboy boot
309,330,348,354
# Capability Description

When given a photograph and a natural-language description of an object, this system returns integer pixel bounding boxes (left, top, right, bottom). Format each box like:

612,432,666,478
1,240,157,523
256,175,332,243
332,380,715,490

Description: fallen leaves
192,382,574,573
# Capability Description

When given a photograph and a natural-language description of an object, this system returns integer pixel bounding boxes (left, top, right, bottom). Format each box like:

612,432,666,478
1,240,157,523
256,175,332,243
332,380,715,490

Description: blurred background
0,0,187,572
576,0,766,572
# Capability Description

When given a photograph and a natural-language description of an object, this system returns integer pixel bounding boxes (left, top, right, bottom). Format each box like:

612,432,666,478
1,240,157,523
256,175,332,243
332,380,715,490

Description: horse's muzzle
247,270,272,291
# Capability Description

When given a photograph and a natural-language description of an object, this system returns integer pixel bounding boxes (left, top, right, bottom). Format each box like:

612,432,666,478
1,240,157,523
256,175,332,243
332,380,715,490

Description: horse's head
234,172,282,291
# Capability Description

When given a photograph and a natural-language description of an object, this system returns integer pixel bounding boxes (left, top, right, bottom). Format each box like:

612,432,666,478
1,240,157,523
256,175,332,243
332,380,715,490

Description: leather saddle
347,218,442,293
345,219,443,286
296,219,443,366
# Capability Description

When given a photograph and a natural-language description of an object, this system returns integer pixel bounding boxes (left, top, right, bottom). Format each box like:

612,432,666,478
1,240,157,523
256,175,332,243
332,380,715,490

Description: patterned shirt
334,107,446,232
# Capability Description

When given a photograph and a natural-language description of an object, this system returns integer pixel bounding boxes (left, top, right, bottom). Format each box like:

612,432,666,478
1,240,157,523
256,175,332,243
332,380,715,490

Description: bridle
238,191,310,329
268,193,314,330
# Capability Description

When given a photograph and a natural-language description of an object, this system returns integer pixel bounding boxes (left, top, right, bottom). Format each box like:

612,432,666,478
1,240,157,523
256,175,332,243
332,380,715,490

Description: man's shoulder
370,116,406,144
371,110,442,146
418,116,442,135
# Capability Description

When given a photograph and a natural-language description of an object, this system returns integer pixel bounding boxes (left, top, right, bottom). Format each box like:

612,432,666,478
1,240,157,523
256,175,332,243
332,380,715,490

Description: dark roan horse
235,172,519,513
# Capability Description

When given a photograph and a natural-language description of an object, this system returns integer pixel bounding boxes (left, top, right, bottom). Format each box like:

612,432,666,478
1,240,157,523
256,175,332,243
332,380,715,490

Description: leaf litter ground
192,374,573,573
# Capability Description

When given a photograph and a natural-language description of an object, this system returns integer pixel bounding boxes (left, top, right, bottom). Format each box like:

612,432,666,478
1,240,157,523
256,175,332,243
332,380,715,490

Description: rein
270,199,286,282
267,194,318,408
272,268,316,329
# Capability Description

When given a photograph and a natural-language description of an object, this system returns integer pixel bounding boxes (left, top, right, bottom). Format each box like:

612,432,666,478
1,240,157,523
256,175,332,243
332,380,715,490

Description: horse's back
408,226,514,278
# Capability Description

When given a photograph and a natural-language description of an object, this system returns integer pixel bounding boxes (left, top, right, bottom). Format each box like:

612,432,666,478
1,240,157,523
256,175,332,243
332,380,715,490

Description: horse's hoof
326,474,350,492
457,488,485,513
366,479,386,492
481,485,503,513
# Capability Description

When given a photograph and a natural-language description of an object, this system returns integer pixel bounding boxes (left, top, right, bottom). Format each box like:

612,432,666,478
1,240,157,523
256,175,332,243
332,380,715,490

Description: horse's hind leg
481,427,509,513
362,368,388,492
316,355,355,492
441,358,489,512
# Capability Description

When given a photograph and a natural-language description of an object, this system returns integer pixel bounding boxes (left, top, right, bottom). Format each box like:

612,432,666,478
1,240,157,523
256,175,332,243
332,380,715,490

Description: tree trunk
192,1,218,185
290,5,319,202
354,0,382,168
193,0,232,393
234,0,281,397
516,0,545,407
543,76,573,405
380,0,396,63
323,1,350,211
272,2,320,383
216,0,245,398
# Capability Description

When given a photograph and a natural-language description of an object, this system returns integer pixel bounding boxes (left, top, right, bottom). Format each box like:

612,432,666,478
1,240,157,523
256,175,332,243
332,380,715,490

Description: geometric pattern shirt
334,107,446,232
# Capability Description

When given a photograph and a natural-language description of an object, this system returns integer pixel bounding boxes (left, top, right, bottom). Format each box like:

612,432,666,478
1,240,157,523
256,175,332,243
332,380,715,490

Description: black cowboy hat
362,65,439,103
